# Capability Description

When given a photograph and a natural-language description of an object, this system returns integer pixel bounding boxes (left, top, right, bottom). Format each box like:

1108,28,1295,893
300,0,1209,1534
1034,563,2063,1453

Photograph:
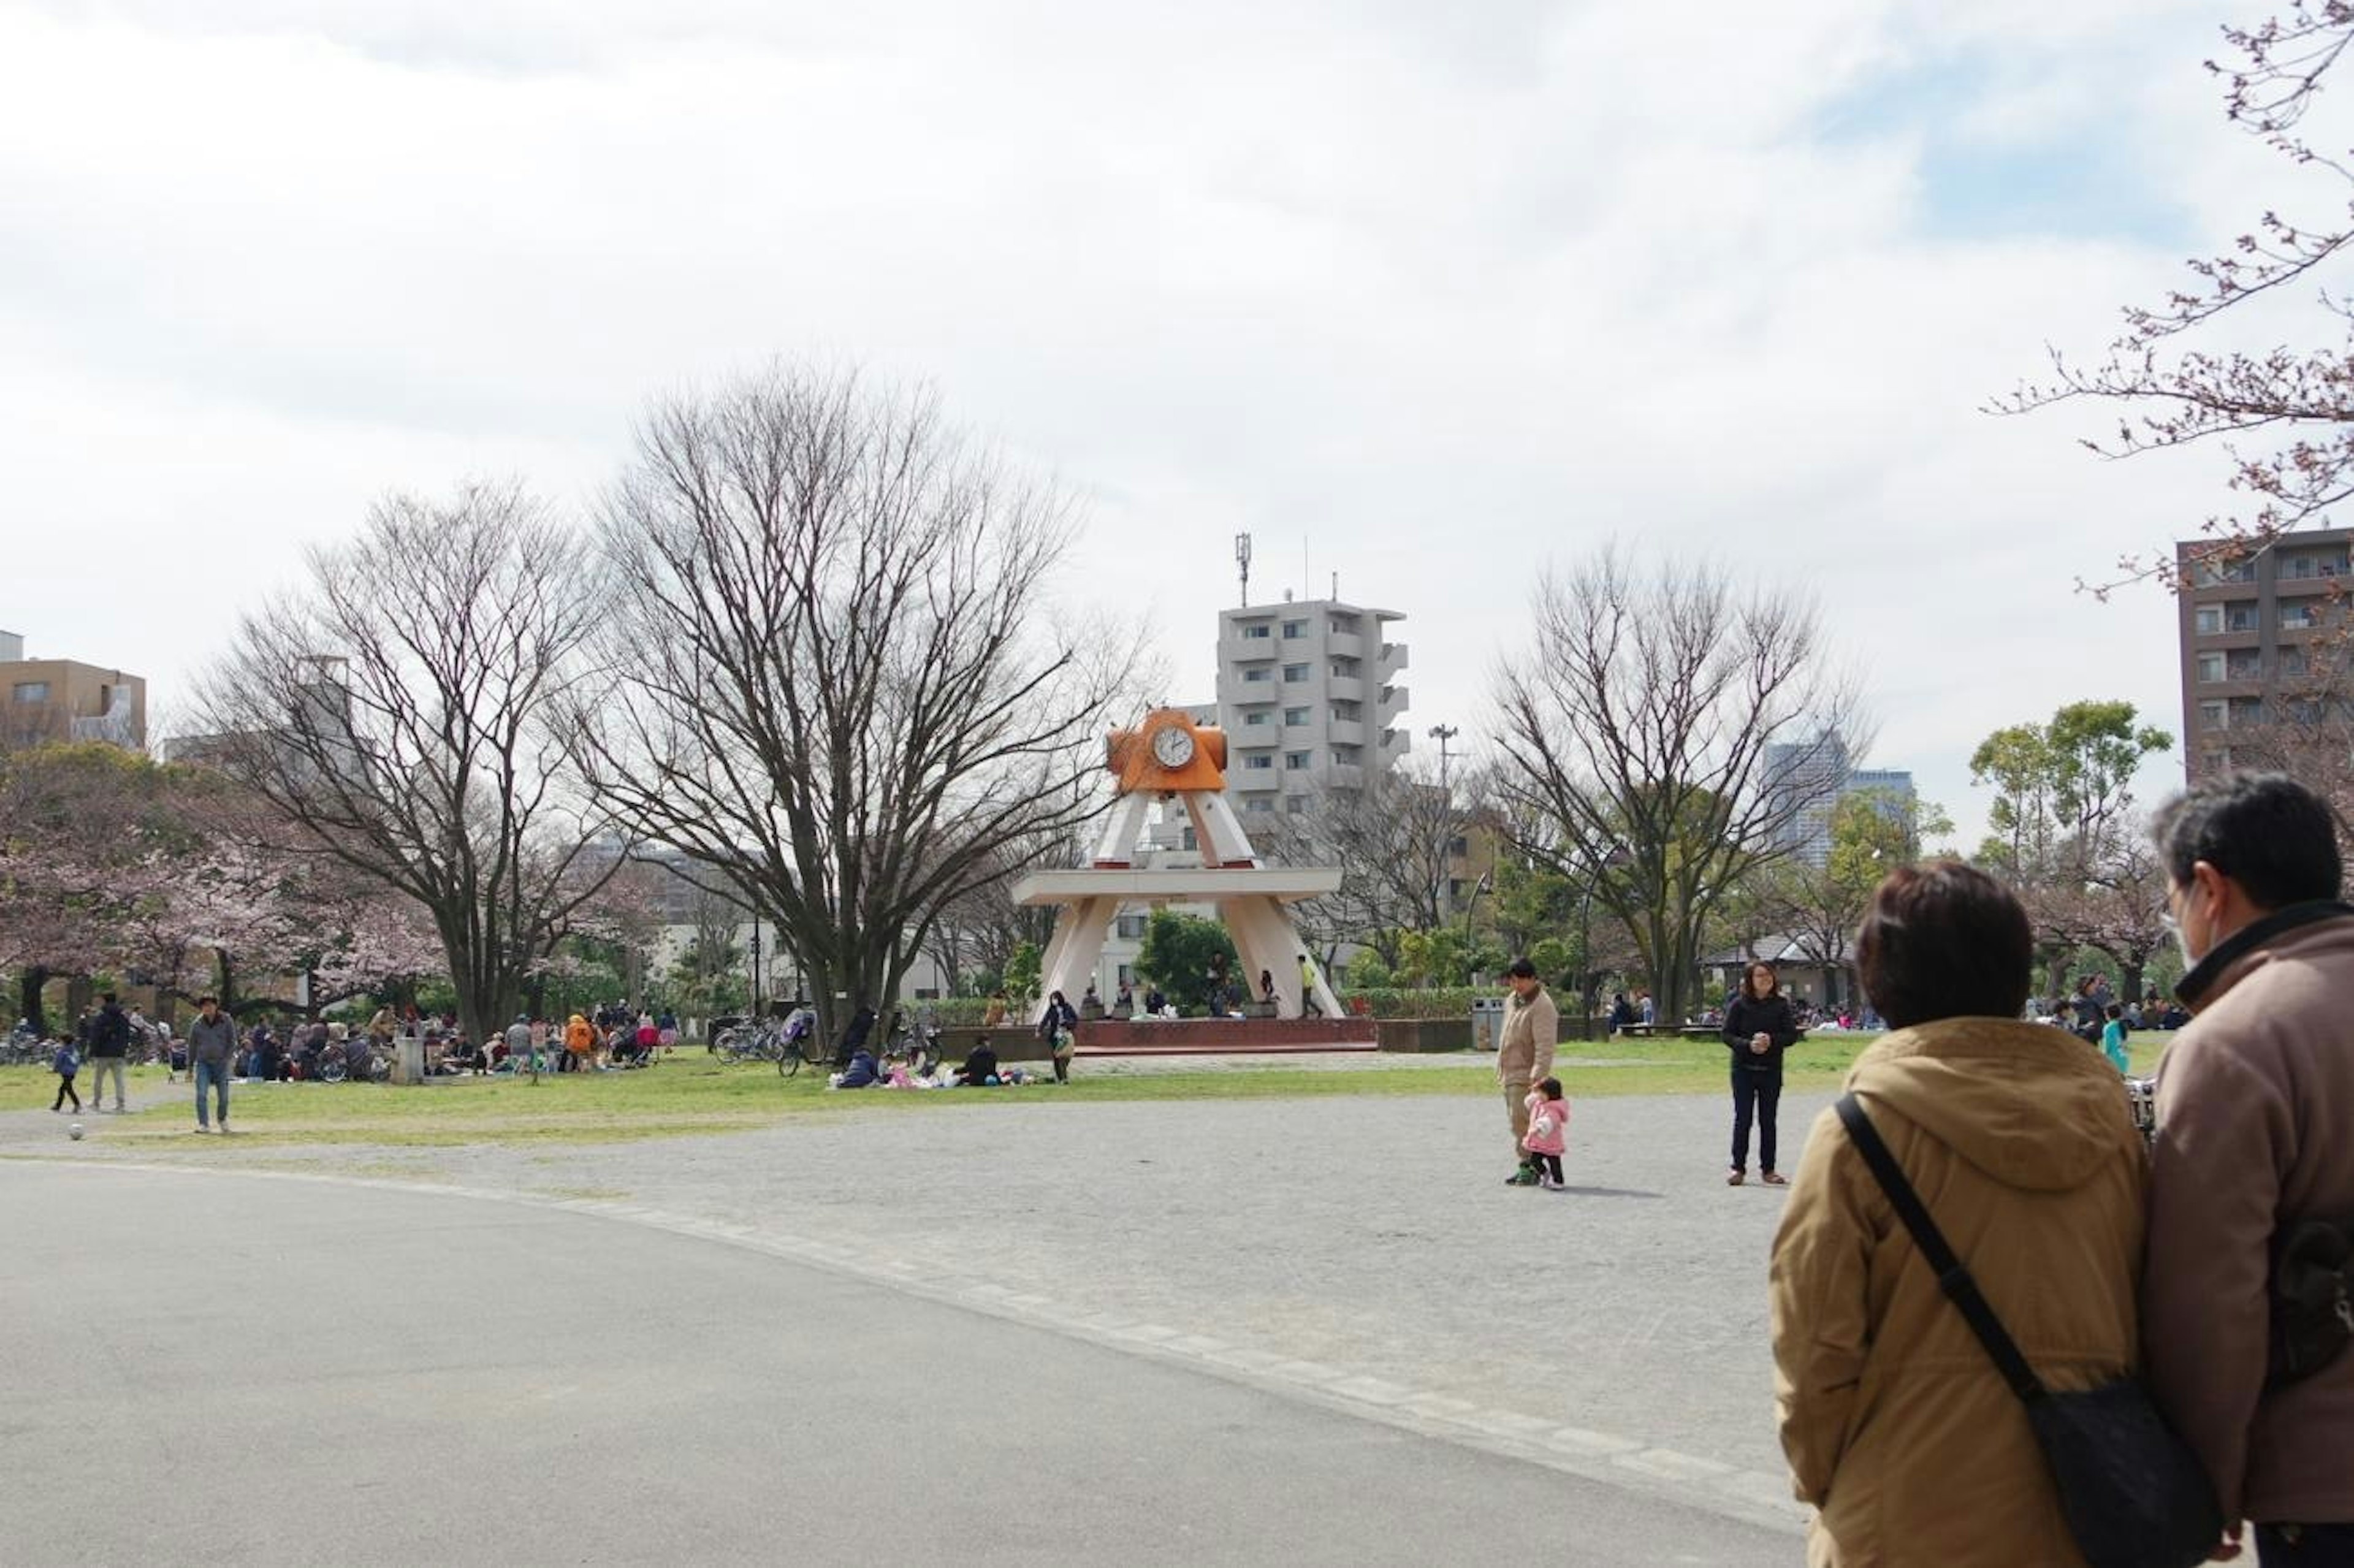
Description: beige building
2176,528,2352,780
0,631,147,750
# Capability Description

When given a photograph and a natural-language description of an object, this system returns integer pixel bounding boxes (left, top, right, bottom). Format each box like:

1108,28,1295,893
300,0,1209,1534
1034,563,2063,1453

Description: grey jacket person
186,1013,239,1067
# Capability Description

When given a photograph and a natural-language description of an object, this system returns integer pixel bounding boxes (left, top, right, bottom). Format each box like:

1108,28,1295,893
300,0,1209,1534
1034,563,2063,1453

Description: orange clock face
1108,710,1228,794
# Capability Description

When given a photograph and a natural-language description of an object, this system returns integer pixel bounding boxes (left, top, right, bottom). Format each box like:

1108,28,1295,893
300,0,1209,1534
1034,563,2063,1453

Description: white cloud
0,0,2302,848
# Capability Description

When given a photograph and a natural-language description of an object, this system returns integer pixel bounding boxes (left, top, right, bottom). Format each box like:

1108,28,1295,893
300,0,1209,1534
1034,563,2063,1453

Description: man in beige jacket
2145,773,2354,1567
1496,957,1558,1187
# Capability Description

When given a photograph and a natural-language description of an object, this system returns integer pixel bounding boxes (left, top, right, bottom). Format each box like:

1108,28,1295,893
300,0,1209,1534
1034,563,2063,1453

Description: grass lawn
0,1027,2171,1150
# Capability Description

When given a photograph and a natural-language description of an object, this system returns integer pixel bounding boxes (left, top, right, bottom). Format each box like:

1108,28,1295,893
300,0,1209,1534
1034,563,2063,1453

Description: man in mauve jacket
1495,958,1558,1187
2144,773,2354,1567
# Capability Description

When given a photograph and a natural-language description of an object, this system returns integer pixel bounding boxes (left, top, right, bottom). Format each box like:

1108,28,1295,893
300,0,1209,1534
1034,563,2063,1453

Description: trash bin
394,1034,426,1086
1469,997,1506,1052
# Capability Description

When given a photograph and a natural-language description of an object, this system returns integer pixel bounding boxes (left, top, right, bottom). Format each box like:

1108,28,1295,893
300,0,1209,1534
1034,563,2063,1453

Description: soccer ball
67,1123,85,1141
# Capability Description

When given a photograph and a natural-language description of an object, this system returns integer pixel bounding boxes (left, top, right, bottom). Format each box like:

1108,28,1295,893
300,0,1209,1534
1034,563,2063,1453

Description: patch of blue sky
1813,54,2196,249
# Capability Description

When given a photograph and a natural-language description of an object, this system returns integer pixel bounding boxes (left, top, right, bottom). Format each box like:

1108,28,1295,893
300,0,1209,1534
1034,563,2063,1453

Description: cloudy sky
0,0,2307,843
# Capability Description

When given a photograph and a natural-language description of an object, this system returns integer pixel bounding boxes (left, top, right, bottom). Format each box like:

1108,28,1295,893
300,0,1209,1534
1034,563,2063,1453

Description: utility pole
1427,723,1460,921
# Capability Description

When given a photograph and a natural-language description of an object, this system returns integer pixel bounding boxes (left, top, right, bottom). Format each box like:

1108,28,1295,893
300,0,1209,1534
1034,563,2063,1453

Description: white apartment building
1213,597,1411,819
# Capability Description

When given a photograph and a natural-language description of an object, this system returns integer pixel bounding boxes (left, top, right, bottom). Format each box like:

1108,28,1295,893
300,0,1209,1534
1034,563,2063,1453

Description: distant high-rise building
1764,734,1914,867
0,630,146,751
2176,527,2352,781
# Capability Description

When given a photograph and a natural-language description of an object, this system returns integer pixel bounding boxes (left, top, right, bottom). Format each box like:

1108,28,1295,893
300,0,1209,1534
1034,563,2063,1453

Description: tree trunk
19,965,50,1037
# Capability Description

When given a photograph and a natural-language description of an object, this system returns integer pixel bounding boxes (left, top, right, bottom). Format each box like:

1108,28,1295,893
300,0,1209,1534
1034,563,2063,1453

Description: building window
2284,552,2349,579
1243,667,1272,683
1447,878,1468,901
2282,648,2311,679
1244,754,1273,771
1329,614,1360,634
1331,699,1361,720
1330,657,1360,678
2200,700,2228,729
2227,606,2262,633
2231,696,2267,726
1281,619,1308,639
1331,744,1362,764
1284,750,1312,770
2195,653,2225,684
1448,835,1470,858
1181,827,1197,851
1284,795,1308,815
1115,915,1148,939
2193,606,2222,636
1241,622,1272,639
1246,797,1275,813
1244,711,1270,726
2228,650,2264,680
10,682,47,704
1282,664,1309,683
2193,557,2259,586
1283,707,1310,725
2284,604,2321,631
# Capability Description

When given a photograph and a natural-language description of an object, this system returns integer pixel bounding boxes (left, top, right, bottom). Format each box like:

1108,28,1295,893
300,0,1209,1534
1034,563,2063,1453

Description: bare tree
194,481,619,1046
1256,757,1465,970
2216,637,2354,851
578,366,1149,1045
923,826,1075,995
2000,5,2354,583
1490,549,1868,1025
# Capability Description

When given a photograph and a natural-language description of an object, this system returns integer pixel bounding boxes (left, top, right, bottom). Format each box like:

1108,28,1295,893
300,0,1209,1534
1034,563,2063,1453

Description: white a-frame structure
1013,708,1345,1019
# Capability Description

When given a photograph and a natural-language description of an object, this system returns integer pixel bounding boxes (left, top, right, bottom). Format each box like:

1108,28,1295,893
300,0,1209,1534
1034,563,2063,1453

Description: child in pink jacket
1522,1077,1569,1190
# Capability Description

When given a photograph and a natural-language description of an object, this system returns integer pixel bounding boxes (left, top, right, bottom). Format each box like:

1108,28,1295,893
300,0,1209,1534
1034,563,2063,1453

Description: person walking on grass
1723,961,1801,1187
1497,958,1560,1187
2098,1003,2130,1075
85,992,131,1113
186,995,236,1134
50,1036,80,1113
1522,1076,1569,1190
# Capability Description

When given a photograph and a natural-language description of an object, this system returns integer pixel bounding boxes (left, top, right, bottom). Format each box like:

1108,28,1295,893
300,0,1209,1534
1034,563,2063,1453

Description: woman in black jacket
1721,961,1802,1187
1038,990,1080,1083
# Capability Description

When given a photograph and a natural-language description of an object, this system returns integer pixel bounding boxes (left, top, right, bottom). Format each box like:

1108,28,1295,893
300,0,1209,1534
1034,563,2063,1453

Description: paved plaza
0,1076,1824,1564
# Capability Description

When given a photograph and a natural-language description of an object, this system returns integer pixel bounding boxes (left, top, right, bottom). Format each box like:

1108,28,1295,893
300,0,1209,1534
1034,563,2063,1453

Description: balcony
1325,763,1366,791
1327,719,1366,747
1327,676,1367,704
1380,641,1409,672
1325,631,1366,662
1376,683,1409,720
1218,634,1279,662
1379,726,1411,755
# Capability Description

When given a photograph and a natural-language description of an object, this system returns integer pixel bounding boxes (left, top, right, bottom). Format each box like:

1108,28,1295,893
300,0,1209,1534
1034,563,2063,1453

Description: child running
51,1036,80,1113
2098,1004,2130,1075
1522,1076,1569,1190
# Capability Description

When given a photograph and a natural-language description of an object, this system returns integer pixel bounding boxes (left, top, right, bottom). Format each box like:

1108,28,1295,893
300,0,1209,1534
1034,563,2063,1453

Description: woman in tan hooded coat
1770,862,2145,1567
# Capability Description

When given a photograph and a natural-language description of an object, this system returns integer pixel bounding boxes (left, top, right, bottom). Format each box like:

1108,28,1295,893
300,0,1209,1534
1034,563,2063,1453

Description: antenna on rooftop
1235,532,1254,607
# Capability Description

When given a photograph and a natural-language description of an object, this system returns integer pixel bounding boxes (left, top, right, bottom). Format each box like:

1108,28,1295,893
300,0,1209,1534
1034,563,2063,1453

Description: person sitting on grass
958,1040,1000,1087
836,1046,880,1089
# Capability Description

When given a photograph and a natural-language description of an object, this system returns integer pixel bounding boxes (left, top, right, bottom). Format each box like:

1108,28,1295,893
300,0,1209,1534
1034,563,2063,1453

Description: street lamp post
1427,724,1458,794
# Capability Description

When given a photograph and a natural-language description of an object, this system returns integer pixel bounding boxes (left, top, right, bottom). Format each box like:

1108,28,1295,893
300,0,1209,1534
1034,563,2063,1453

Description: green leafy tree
1133,910,1239,1013
1002,940,1042,1007
1971,701,2172,881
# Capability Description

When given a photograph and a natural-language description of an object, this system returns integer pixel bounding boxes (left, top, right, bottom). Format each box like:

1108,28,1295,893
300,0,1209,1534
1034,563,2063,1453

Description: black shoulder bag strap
1834,1093,2046,1404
